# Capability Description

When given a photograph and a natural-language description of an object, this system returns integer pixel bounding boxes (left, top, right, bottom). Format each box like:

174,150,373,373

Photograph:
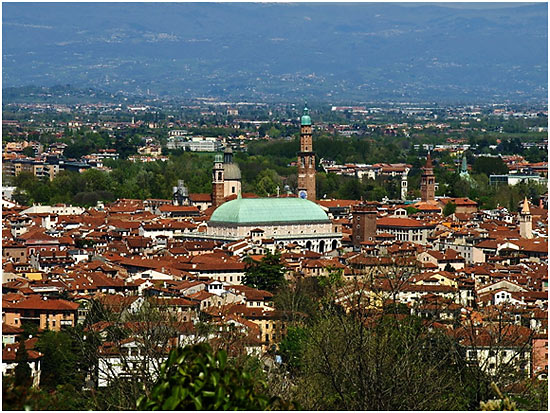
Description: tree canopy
242,251,286,293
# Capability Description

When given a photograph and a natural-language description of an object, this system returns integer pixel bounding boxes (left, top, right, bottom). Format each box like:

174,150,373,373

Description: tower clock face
299,190,307,199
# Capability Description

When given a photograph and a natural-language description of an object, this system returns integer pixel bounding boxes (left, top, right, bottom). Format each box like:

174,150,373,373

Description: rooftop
209,197,330,225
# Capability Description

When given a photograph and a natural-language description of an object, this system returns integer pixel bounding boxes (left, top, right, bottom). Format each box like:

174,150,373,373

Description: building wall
352,208,377,247
532,337,548,378
3,309,76,332
223,179,241,198
2,246,27,263
377,226,432,244
207,221,341,253
2,359,41,387
466,347,531,377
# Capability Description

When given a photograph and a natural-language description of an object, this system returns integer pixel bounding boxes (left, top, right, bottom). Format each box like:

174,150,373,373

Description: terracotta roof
317,199,361,208
189,193,212,202
452,324,532,347
4,295,79,311
226,285,273,301
377,217,432,228
2,323,23,334
158,205,200,213
2,343,43,361
187,290,215,301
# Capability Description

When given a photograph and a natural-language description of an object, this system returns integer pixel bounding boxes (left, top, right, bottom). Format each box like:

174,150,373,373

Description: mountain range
2,2,548,103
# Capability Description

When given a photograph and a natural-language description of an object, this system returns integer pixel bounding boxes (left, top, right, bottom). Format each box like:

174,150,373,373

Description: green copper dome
210,197,329,225
301,106,311,126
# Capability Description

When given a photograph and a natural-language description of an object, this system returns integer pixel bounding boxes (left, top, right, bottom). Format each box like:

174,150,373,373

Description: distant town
2,98,548,410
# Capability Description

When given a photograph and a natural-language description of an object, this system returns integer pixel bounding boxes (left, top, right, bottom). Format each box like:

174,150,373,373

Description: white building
204,197,342,253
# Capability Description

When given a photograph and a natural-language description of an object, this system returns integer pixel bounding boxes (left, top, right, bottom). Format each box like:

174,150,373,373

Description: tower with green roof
212,153,225,208
297,105,316,201
459,154,475,187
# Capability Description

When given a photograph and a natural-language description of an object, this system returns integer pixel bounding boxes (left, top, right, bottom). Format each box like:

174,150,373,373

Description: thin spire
425,152,433,168
521,197,530,214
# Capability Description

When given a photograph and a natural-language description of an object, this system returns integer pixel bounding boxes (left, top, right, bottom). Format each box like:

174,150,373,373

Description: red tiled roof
158,205,200,213
187,290,214,301
3,343,42,361
2,323,23,334
3,295,79,311
189,193,212,202
317,199,362,208
377,217,432,228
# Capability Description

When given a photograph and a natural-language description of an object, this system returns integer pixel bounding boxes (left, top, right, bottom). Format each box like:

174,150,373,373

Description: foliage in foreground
137,344,278,410
289,314,482,410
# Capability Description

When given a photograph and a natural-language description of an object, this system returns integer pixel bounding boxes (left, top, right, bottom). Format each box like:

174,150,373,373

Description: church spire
520,197,533,239
521,197,530,214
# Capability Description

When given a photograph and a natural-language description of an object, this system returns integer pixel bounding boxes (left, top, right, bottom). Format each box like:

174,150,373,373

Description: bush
137,344,277,410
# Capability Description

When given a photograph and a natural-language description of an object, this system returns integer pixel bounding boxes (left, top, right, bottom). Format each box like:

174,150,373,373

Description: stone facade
208,220,340,253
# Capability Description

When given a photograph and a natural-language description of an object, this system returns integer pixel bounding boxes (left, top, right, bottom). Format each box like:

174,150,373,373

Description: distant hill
2,2,547,103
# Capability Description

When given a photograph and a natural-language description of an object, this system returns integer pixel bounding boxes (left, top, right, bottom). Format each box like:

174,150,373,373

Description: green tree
473,156,508,176
243,251,286,293
278,326,308,373
137,344,277,410
21,146,35,157
295,314,481,410
36,329,82,391
255,169,282,197
443,201,457,216
14,340,32,387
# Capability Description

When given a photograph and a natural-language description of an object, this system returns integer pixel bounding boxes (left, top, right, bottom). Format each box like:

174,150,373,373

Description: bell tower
420,152,436,202
519,197,533,239
212,153,225,208
297,105,316,201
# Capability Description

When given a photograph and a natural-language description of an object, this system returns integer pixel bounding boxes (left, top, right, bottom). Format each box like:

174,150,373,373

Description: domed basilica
188,106,341,253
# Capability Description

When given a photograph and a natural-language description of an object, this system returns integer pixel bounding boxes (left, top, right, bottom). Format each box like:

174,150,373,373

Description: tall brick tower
212,153,225,208
420,152,436,202
297,105,316,201
351,203,378,249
